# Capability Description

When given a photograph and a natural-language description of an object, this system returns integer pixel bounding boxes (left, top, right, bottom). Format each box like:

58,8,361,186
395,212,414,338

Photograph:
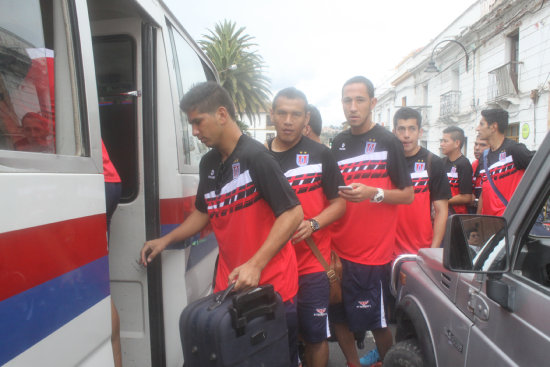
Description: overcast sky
164,0,478,126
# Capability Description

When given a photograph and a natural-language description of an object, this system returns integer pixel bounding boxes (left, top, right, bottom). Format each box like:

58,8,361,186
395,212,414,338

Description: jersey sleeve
321,146,345,200
250,149,300,217
510,143,535,170
457,158,473,194
428,156,452,202
386,136,413,189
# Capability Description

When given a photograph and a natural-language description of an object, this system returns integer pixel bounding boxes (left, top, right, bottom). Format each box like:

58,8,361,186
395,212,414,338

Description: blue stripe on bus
0,256,110,365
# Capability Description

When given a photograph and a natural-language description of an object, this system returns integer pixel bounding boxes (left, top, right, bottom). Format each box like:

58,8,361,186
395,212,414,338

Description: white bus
0,0,219,366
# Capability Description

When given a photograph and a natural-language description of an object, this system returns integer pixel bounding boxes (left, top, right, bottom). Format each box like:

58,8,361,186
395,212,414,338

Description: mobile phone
338,185,353,190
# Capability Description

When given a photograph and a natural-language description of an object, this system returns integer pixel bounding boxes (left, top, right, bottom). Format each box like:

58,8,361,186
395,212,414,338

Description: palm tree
199,20,271,128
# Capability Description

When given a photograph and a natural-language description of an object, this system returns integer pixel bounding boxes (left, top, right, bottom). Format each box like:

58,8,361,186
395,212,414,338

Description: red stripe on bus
160,196,196,224
0,214,108,302
159,196,213,238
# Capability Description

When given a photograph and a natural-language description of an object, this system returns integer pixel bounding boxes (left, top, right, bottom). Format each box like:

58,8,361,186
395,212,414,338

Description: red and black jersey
195,135,300,301
471,159,484,200
480,138,534,216
395,148,451,255
331,125,412,265
269,136,344,276
443,155,473,214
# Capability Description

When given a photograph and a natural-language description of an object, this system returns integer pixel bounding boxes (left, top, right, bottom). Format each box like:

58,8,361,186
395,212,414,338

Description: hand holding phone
338,185,353,190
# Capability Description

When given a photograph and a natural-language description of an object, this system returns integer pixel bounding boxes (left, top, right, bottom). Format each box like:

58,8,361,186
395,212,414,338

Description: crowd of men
139,77,534,367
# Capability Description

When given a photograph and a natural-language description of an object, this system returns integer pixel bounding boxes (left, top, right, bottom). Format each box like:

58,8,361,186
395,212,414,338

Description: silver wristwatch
370,188,384,203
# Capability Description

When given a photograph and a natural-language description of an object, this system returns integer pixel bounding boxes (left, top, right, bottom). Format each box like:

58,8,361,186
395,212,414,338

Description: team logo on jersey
499,151,507,161
415,162,426,172
356,300,372,309
314,308,327,317
339,142,346,151
208,169,216,179
296,153,309,167
365,142,376,153
451,166,457,174
232,163,240,179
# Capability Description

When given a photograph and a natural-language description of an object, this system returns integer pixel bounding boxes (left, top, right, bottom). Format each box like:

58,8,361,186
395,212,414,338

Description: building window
440,90,461,116
507,30,519,92
507,122,519,142
266,114,273,127
402,96,407,106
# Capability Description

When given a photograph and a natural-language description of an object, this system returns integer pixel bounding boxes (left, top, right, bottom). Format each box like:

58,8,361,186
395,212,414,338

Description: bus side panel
0,174,111,366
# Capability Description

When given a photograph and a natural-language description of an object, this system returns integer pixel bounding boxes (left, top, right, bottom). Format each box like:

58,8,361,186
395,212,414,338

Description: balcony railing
440,90,461,117
488,62,520,101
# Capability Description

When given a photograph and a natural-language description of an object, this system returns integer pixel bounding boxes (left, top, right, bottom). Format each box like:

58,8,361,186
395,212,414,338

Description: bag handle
305,237,338,283
208,282,236,311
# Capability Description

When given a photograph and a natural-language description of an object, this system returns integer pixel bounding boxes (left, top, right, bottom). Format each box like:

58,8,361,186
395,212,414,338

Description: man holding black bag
267,87,346,367
140,82,303,366
476,108,534,216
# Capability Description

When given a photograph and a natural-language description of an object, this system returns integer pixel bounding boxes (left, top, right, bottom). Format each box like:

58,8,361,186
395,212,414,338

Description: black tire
383,339,424,367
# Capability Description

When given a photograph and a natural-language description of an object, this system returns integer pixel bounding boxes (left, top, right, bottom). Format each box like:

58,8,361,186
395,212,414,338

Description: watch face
310,219,320,231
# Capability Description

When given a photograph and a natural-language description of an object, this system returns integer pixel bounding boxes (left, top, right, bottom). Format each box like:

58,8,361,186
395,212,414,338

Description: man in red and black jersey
392,107,451,254
267,87,346,367
139,82,304,366
471,136,489,213
330,76,414,367
476,108,534,216
440,126,473,215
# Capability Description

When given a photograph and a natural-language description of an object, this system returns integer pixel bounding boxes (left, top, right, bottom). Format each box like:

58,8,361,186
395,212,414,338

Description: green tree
199,20,271,129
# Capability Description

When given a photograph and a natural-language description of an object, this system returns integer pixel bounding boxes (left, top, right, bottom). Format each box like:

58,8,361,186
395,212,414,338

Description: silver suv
386,133,550,367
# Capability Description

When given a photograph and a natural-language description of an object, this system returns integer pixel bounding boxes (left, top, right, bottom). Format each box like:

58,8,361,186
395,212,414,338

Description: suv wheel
383,339,423,367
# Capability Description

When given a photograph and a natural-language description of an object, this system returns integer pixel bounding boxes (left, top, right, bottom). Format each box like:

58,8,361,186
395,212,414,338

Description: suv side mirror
443,215,509,273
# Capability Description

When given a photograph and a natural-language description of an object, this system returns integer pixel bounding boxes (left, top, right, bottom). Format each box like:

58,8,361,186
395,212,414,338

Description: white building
374,0,550,161
241,111,275,144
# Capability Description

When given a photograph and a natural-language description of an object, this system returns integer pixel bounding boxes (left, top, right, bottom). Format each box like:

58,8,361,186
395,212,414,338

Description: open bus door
0,1,112,365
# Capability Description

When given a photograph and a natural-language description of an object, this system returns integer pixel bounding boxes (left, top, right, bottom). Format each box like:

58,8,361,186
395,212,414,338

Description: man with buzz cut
268,87,346,367
330,76,414,367
303,104,323,143
440,126,473,215
140,82,304,366
476,108,534,216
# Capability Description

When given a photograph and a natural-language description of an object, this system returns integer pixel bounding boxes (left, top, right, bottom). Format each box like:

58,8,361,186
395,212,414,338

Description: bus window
168,22,209,168
0,0,84,156
92,35,138,203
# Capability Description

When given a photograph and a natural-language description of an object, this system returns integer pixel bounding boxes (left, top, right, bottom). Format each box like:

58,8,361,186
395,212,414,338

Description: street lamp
425,39,469,73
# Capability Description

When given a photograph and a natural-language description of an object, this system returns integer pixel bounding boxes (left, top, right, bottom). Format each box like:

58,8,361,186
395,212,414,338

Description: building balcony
440,90,461,117
487,62,520,102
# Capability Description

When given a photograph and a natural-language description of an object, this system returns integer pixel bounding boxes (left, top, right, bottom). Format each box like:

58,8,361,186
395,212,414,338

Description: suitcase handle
229,285,278,336
208,282,236,311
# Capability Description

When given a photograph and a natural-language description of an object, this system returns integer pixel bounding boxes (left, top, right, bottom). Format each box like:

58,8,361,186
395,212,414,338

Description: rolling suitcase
180,284,289,367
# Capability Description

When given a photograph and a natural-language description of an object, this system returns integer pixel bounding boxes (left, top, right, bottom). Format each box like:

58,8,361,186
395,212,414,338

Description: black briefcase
180,284,289,367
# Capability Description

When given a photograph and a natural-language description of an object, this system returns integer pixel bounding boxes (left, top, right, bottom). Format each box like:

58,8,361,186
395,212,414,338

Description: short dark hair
272,87,308,111
481,108,509,133
467,230,479,239
443,126,466,149
342,76,375,98
179,81,237,121
393,107,422,128
307,105,322,136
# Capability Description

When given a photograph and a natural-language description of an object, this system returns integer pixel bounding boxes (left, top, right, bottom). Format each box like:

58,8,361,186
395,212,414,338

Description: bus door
0,0,111,365
88,5,157,366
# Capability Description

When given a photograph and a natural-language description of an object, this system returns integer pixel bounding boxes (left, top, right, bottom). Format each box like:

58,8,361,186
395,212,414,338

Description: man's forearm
383,186,414,205
312,197,346,229
449,193,473,205
431,200,448,248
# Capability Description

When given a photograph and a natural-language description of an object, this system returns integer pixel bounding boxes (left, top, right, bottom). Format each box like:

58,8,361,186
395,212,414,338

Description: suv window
513,189,550,288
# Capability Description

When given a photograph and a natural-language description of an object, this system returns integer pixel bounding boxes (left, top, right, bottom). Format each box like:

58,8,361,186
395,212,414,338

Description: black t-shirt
195,134,300,301
268,136,344,275
443,154,473,214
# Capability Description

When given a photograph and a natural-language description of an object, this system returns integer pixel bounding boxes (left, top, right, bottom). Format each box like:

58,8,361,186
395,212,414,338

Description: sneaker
359,348,380,366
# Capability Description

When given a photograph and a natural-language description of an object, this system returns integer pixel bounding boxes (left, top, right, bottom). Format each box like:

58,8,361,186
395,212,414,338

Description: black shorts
297,272,329,343
328,259,391,332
